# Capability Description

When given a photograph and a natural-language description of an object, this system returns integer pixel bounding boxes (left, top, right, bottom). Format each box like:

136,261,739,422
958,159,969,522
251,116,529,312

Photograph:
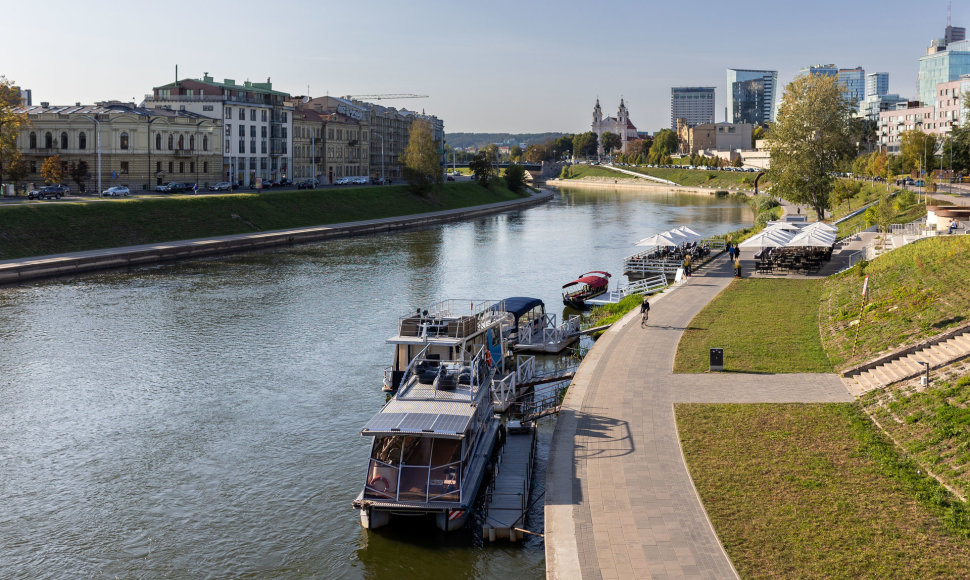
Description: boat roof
361,399,475,438
563,272,611,289
492,297,544,318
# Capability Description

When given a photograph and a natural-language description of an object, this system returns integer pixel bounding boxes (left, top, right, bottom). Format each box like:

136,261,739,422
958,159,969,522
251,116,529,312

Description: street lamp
82,114,101,196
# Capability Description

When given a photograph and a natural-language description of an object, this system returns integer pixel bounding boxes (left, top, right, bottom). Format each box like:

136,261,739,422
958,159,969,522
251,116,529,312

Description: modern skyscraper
837,67,866,105
726,69,778,125
918,22,970,105
866,72,889,97
670,87,715,130
797,64,837,78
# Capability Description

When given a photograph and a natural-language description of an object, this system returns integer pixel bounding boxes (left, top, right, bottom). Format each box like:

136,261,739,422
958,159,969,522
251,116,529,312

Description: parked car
296,179,318,189
208,182,232,191
102,186,130,197
353,176,368,185
157,182,187,193
335,177,351,185
28,185,68,200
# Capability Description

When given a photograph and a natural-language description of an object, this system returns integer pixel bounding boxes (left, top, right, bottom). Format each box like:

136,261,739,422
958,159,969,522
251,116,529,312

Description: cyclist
640,297,650,325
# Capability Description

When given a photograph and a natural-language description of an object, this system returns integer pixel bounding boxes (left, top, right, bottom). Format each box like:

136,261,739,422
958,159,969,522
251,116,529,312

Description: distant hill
445,132,567,150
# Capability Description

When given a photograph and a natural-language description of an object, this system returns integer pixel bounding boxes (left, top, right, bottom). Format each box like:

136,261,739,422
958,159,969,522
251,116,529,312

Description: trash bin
710,348,723,372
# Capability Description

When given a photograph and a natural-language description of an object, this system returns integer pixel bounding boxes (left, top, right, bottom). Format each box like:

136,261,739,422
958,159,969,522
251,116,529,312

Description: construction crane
341,94,428,101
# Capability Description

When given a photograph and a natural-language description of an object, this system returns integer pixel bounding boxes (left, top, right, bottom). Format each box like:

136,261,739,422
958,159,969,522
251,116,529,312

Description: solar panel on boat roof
362,413,406,432
432,414,469,434
397,412,439,431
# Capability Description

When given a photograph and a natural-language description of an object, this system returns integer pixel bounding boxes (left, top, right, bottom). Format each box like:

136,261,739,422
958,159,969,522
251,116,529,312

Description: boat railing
521,313,582,345
516,355,536,384
397,299,510,339
396,346,492,402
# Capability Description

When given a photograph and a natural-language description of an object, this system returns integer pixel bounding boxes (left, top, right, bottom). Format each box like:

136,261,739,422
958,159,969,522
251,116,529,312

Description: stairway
844,330,970,396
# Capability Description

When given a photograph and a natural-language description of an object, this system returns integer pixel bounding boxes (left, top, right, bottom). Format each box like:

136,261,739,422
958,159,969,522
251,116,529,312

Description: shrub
504,164,526,191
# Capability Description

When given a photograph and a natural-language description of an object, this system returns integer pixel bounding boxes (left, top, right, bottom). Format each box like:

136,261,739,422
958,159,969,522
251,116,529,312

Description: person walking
734,256,742,278
683,254,692,277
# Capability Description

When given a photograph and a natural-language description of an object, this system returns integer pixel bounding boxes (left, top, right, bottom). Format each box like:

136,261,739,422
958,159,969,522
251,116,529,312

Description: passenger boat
353,345,502,531
382,300,511,392
500,296,582,354
561,271,611,309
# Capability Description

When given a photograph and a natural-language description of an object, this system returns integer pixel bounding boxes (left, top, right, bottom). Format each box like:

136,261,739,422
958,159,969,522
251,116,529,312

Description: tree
572,132,598,158
899,129,937,175
766,74,854,221
0,76,27,182
732,156,744,168
601,131,621,155
510,145,522,162
68,160,90,193
523,143,545,163
468,150,495,186
504,163,526,191
752,125,767,147
831,179,862,210
41,155,64,185
550,135,573,160
6,152,28,187
402,119,442,196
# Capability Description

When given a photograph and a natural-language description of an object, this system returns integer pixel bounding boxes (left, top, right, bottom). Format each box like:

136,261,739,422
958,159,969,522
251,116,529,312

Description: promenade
545,257,853,579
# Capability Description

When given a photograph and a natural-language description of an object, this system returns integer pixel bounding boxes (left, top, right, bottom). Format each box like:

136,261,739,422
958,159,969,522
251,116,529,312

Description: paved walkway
545,257,853,579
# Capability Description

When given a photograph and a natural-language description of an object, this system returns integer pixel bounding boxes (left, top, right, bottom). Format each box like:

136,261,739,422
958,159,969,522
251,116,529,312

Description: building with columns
591,99,639,154
13,101,222,192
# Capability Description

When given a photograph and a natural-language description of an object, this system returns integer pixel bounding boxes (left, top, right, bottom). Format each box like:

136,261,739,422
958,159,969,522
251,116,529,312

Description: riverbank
546,176,753,197
0,188,553,285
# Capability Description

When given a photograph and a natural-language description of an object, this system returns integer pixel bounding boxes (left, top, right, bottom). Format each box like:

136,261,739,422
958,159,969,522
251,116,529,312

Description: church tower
618,98,628,125
593,99,602,125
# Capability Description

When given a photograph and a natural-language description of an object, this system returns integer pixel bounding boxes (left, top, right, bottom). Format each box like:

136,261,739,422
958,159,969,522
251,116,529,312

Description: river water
0,187,753,579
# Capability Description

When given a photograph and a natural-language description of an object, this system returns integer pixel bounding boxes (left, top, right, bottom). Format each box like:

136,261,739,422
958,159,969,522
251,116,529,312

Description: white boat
500,296,581,354
354,345,501,531
383,300,512,393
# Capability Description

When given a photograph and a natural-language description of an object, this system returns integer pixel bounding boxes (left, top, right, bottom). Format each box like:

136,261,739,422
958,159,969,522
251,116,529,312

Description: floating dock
482,421,537,542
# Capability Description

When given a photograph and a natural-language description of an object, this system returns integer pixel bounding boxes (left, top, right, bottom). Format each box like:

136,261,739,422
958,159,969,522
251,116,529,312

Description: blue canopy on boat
495,297,545,319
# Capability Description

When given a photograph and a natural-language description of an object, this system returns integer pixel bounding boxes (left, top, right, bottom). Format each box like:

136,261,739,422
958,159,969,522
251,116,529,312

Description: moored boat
353,345,501,531
498,296,581,354
561,271,611,309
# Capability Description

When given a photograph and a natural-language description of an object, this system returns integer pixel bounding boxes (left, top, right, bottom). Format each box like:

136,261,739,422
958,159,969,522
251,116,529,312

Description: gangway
585,273,669,306
482,420,537,542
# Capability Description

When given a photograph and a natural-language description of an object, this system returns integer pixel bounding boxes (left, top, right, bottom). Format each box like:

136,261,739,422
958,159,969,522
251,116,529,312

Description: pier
482,421,537,542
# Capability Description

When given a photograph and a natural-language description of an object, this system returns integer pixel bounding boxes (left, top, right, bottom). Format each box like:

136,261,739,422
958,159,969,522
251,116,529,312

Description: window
168,134,174,150
203,105,214,112
120,132,129,150
238,108,244,120
203,135,208,151
225,106,232,119
282,112,287,122
156,133,161,150
250,109,256,121
79,132,87,150
168,161,174,173
328,128,334,139
261,126,267,138
225,139,230,154
30,160,36,173
189,135,195,150
179,162,184,173
156,161,161,172
178,135,184,150
226,124,231,136
250,125,256,137
282,127,287,139
261,140,266,154
190,161,195,173
260,158,267,171
120,161,129,174
337,129,343,140
61,132,68,149
203,161,208,173
250,139,255,153
29,132,36,149
238,139,245,153
261,110,267,122
45,132,53,148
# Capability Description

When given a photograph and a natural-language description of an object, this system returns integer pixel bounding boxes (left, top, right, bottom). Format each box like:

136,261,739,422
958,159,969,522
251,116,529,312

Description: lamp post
82,114,101,196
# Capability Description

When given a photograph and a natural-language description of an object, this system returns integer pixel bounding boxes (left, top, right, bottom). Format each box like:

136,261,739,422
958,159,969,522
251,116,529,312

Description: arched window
155,133,161,150
120,132,129,150
178,135,184,150
29,132,37,149
45,132,53,148
189,135,195,150
202,135,208,151
60,132,68,149
168,134,174,150
79,132,87,150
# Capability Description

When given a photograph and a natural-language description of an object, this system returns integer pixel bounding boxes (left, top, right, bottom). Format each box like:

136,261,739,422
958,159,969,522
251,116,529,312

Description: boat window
371,436,404,465
401,437,432,466
430,439,461,467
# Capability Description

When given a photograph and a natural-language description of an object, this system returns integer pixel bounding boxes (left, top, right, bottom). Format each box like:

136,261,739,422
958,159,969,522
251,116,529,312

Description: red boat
562,271,611,309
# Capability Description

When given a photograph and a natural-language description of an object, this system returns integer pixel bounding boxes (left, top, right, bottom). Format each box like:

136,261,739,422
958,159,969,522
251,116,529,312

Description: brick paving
545,257,853,580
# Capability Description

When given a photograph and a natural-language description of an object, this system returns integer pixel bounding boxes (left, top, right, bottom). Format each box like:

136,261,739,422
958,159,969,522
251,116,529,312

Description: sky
3,0,966,135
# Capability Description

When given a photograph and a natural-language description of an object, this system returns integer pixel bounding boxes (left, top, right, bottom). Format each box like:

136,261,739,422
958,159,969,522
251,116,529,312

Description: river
0,186,753,579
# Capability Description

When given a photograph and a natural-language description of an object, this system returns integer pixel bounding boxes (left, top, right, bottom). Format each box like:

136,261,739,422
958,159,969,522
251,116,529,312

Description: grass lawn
674,278,832,373
861,368,970,500
834,195,931,240
818,236,970,369
0,181,524,260
678,403,970,578
559,165,636,180
625,166,764,189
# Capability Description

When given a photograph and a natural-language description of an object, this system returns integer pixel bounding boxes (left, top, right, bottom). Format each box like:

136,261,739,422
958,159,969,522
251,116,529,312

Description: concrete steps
845,330,970,397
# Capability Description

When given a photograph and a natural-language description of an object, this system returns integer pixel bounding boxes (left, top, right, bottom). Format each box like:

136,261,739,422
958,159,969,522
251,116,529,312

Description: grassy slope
819,236,970,369
674,278,832,373
862,370,970,499
0,182,524,260
625,166,763,189
678,403,970,578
